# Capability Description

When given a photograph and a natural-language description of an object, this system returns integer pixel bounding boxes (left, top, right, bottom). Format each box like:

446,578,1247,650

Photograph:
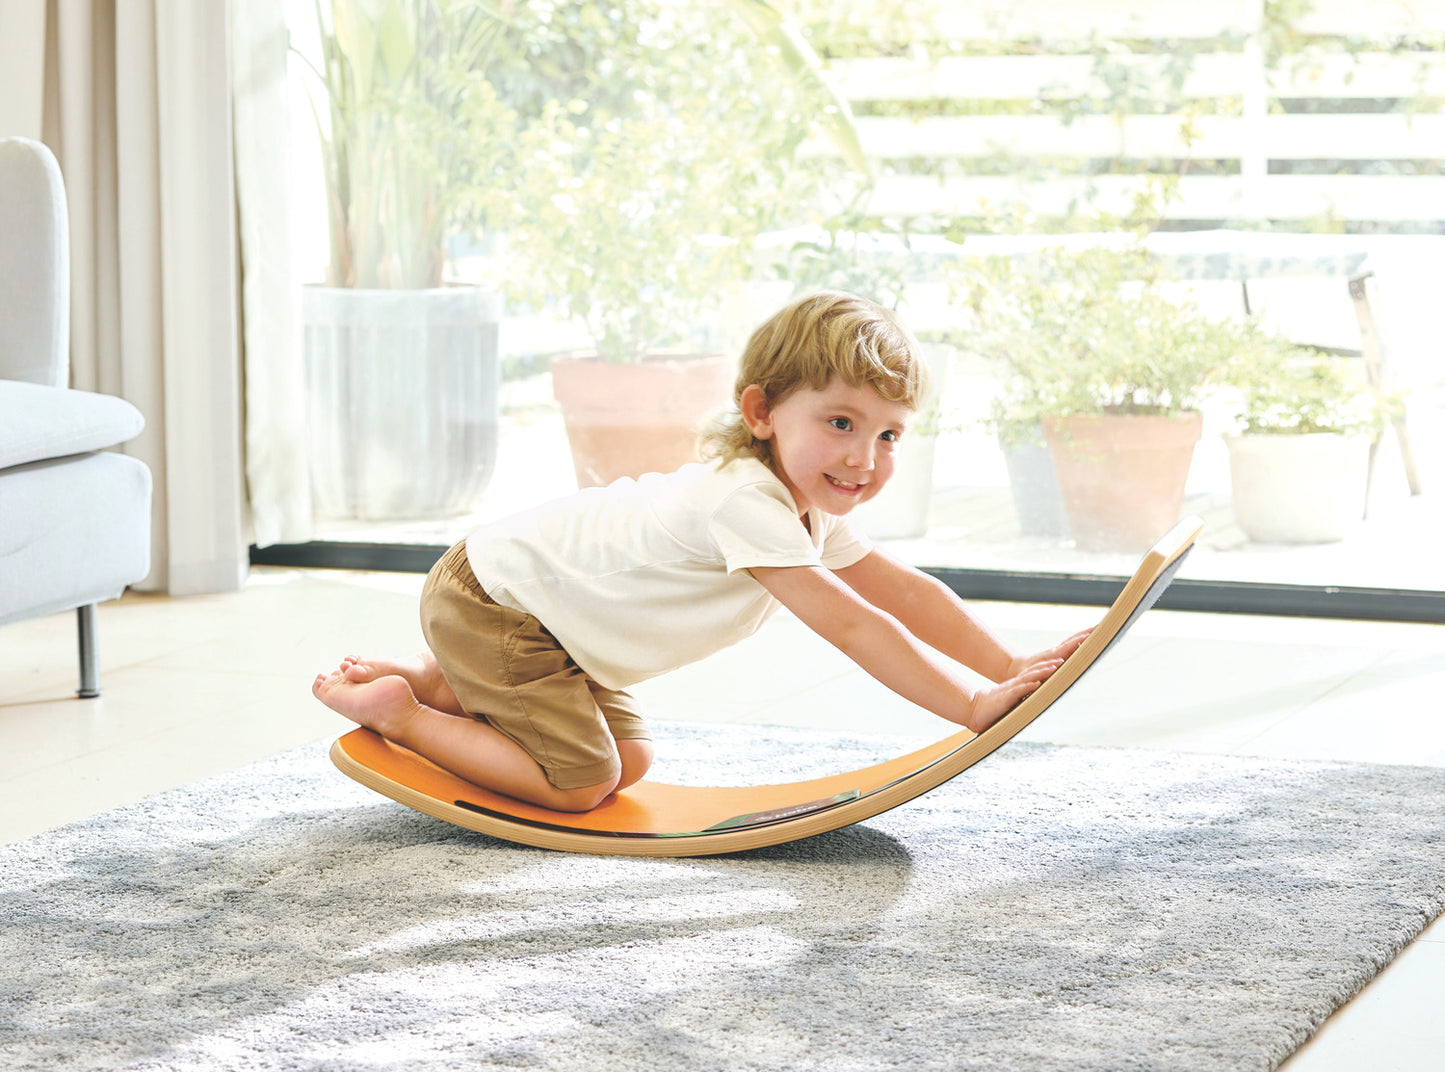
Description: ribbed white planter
1225,432,1369,543
303,285,502,520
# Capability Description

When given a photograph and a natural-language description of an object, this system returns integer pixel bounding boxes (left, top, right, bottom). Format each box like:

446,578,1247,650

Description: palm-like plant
298,0,516,289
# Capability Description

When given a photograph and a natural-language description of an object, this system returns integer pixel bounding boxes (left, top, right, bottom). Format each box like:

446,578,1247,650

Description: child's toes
342,661,373,682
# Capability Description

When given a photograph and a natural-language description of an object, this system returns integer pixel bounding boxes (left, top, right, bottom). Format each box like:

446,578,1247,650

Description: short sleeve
814,511,874,570
708,480,823,574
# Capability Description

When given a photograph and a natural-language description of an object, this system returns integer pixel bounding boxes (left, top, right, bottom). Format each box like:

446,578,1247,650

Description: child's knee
617,738,654,790
545,776,621,813
547,740,651,810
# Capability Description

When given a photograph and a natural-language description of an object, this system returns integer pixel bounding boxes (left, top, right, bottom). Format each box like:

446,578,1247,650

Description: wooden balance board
331,516,1203,857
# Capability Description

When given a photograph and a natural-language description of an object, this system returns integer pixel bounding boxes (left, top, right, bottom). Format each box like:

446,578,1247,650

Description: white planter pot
852,432,938,540
1225,432,1369,543
851,343,951,541
303,285,502,520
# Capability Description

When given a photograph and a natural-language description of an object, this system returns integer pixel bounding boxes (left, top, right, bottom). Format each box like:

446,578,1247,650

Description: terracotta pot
550,353,735,487
1043,412,1203,552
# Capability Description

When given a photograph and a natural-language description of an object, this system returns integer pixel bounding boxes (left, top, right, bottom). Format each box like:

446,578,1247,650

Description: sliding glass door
251,1,1445,620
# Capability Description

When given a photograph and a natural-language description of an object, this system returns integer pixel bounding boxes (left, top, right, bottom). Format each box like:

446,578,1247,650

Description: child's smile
742,378,914,518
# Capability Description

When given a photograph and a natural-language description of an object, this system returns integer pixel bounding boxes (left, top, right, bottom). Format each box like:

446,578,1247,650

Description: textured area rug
3,724,1444,1072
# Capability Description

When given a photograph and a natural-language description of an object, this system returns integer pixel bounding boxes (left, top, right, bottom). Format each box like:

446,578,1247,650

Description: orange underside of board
333,723,977,837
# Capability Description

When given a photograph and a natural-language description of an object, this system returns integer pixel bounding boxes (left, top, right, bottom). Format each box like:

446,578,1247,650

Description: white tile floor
2,567,1441,1069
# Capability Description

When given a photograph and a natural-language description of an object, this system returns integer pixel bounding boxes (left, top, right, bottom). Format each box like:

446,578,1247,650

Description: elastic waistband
437,540,493,603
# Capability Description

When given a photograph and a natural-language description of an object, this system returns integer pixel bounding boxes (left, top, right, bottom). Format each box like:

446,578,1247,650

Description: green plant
501,0,862,362
957,245,1248,427
298,0,516,288
1232,346,1381,436
780,204,916,311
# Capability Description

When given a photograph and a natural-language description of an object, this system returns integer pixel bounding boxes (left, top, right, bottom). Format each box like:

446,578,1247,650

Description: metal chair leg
77,604,100,698
1350,273,1423,500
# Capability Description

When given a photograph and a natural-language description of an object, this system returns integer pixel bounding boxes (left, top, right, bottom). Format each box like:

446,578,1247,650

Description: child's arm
834,548,1092,681
749,561,1071,733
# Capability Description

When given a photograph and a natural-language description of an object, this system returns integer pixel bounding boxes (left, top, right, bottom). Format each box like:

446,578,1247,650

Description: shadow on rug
3,724,1443,1072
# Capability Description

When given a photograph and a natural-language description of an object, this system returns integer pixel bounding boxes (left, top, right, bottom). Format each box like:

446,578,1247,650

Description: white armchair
0,136,152,697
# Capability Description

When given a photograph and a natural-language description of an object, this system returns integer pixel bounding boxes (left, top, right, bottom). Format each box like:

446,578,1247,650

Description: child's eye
880,429,901,443
829,417,852,431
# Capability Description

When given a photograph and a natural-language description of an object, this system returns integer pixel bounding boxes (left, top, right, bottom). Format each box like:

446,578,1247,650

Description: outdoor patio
309,356,1443,599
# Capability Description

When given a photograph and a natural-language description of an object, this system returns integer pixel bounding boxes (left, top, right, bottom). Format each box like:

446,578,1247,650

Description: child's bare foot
312,669,425,739
338,652,463,715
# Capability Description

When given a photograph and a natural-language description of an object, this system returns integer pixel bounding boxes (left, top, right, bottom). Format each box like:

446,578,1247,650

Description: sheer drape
231,1,312,548
0,0,248,595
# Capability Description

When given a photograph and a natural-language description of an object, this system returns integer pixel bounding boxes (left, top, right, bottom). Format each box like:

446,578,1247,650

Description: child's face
742,377,913,517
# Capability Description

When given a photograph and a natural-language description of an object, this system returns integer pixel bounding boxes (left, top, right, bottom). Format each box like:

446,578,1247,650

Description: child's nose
846,440,876,471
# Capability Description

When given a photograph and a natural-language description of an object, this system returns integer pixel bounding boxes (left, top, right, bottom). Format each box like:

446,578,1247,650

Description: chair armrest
0,381,144,469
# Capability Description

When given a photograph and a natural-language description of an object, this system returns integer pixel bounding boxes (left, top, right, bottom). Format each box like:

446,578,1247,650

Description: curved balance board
331,516,1203,857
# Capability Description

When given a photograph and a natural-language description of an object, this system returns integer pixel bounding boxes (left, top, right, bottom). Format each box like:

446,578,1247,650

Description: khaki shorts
419,541,650,790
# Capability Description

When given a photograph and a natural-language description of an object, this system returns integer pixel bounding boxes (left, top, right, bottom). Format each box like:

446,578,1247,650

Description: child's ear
739,384,774,440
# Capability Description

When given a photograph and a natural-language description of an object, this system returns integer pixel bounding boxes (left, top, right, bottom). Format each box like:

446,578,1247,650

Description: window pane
274,1,1445,603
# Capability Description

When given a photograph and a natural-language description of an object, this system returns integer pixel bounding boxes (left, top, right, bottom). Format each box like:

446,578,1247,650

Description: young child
313,291,1090,813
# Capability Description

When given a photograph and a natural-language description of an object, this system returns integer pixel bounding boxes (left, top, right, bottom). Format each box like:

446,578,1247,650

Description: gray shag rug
3,722,1444,1072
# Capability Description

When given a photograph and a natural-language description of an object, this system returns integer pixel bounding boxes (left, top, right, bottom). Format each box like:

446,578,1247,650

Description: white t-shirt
465,457,873,690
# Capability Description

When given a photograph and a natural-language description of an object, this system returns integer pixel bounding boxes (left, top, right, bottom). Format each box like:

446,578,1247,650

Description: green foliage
732,1,869,173
507,97,762,363
779,207,916,310
300,0,865,347
956,245,1254,428
299,0,517,289
957,244,1387,442
1231,347,1380,436
500,0,857,362
782,0,941,59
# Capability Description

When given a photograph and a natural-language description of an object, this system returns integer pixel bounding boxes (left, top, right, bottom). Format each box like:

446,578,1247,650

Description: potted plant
500,0,865,488
964,246,1237,552
296,0,513,519
954,250,1101,541
510,88,745,487
1224,345,1380,543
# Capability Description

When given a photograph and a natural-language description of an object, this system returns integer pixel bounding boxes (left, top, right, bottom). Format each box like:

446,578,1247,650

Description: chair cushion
0,379,145,469
0,449,152,622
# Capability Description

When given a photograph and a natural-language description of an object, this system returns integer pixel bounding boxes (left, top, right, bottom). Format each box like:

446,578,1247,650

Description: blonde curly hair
701,291,929,467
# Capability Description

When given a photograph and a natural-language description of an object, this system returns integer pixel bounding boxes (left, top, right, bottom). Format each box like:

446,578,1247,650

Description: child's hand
965,626,1096,733
964,657,1065,732
1004,627,1094,681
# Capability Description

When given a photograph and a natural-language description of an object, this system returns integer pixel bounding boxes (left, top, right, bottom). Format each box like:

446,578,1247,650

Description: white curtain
231,0,313,549
0,0,248,595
